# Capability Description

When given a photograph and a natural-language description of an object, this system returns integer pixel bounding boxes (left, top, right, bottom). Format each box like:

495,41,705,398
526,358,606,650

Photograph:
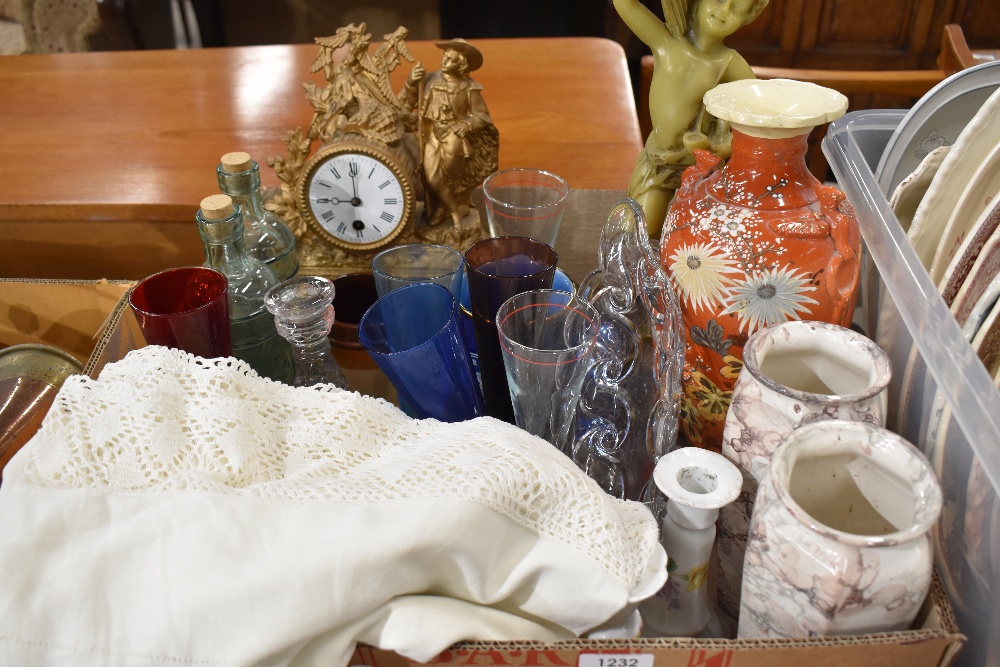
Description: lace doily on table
23,345,660,589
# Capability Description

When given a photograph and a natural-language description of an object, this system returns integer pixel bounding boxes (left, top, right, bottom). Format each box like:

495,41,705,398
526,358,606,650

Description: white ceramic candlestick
640,447,741,637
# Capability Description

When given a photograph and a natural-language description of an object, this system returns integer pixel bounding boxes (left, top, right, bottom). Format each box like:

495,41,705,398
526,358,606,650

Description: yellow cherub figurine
614,0,769,238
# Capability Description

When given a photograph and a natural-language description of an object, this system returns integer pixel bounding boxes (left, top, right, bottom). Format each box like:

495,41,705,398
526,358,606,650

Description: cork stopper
200,194,234,220
220,152,253,173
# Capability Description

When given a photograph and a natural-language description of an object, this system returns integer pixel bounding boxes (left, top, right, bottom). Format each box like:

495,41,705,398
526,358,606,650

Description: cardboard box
348,579,962,667
0,277,968,665
0,279,138,378
0,279,139,477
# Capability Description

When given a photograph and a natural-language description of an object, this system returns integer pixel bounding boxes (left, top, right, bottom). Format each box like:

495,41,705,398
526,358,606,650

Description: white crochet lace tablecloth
0,346,665,667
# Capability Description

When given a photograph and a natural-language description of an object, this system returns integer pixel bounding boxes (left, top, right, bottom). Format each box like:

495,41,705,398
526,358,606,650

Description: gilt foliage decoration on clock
267,22,499,274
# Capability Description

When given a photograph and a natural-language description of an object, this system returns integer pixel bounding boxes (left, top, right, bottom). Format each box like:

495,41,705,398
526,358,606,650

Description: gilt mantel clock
267,23,497,276
297,138,415,253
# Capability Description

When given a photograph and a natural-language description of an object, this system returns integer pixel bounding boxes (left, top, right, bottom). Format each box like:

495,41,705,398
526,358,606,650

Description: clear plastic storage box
824,109,1000,667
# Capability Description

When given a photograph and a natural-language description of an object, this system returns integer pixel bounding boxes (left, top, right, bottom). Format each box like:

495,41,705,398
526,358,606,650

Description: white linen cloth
0,346,666,667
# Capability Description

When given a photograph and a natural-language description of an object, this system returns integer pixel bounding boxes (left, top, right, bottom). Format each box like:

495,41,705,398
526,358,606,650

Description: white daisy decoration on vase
721,266,819,332
668,242,741,313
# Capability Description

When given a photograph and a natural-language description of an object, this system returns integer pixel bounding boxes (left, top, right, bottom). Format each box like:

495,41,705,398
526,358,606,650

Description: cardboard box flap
0,279,133,365
86,292,144,378
350,578,964,667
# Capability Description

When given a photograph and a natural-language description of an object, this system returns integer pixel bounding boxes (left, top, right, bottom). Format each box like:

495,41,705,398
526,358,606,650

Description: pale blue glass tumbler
358,282,484,422
371,243,465,297
496,289,600,453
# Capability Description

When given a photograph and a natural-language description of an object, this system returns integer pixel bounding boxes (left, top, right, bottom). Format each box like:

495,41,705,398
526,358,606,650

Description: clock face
299,143,415,252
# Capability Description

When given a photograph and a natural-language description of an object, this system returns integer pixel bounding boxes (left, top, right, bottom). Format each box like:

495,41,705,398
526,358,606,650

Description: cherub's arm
721,52,756,83
612,0,673,50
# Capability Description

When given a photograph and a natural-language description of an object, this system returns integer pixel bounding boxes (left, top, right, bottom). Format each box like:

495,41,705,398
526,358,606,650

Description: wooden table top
0,37,641,280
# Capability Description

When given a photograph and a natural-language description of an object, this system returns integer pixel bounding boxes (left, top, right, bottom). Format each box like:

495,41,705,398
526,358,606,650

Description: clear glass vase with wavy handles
574,198,686,503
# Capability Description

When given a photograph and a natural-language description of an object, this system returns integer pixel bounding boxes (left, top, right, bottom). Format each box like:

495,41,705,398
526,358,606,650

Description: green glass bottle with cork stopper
196,193,295,384
217,151,299,283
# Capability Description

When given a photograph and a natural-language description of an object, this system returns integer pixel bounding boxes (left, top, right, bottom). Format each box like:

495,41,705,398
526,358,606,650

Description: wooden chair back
938,23,977,73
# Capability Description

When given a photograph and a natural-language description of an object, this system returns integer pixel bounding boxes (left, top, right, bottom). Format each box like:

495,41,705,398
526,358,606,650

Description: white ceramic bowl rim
743,320,891,404
769,420,943,548
704,78,848,129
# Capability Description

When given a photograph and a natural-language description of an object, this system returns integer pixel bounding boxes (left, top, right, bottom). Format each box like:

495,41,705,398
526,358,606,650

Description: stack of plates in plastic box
874,60,1000,626
879,61,1000,337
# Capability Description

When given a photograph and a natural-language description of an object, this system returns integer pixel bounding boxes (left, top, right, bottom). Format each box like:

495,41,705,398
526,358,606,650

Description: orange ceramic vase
660,79,859,451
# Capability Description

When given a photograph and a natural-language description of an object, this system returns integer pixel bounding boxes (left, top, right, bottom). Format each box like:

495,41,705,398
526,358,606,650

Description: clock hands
309,150,408,250
315,192,361,208
348,161,362,207
316,161,364,207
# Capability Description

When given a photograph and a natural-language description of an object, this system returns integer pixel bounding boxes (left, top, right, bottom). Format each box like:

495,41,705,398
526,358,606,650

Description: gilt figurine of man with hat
404,39,499,229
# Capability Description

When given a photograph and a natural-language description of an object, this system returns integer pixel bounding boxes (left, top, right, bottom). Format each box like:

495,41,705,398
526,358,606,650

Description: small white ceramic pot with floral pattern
715,319,890,620
737,420,941,638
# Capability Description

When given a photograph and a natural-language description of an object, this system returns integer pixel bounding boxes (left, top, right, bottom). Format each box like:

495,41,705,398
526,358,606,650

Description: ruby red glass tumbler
128,266,232,358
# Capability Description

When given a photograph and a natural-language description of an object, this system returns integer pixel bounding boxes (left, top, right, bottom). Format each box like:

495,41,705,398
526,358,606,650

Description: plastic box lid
823,109,1000,667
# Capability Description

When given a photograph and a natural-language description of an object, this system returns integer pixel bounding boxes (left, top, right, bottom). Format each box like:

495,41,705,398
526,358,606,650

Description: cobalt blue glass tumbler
358,283,484,422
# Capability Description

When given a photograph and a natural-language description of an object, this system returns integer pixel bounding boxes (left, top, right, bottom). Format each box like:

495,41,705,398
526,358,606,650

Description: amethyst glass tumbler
464,236,557,423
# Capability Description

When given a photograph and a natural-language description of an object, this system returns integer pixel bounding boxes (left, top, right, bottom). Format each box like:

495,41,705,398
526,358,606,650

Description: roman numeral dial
298,141,415,253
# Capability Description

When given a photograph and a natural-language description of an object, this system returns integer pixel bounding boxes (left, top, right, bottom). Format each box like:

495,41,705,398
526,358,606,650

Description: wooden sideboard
608,0,1000,114
0,37,641,281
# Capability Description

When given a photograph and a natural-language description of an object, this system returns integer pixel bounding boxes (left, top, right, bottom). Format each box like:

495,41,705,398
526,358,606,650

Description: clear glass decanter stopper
217,151,299,283
196,194,295,384
264,276,349,389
